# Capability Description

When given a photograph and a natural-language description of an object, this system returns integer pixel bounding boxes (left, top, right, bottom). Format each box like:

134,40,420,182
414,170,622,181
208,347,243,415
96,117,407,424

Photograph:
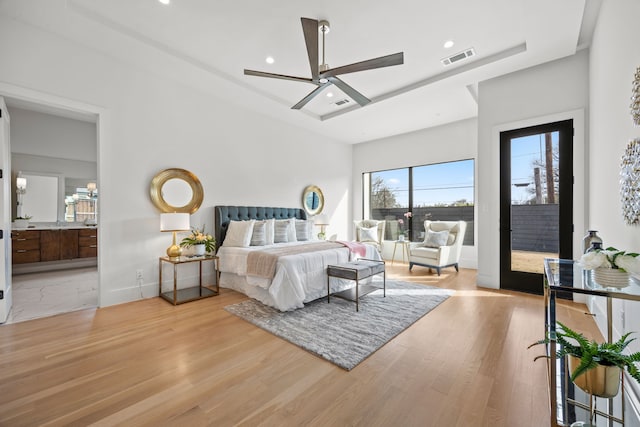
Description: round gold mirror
302,185,324,215
150,168,203,213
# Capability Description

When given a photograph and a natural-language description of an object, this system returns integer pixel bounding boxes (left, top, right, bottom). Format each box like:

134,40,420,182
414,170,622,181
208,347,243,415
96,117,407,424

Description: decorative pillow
447,232,457,246
264,218,275,245
295,219,313,241
424,229,450,248
224,220,255,247
358,225,378,243
274,220,290,243
250,221,267,246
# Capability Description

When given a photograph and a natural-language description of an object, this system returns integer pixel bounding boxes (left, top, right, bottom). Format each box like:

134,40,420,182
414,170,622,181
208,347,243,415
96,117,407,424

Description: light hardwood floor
0,264,602,426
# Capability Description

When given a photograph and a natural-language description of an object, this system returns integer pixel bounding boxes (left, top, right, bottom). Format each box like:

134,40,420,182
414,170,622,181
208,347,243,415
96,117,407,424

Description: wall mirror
19,172,62,222
302,185,324,215
150,168,203,213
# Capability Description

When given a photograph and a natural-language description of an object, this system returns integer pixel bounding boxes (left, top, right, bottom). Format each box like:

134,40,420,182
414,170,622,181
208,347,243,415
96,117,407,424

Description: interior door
499,119,573,294
0,96,12,323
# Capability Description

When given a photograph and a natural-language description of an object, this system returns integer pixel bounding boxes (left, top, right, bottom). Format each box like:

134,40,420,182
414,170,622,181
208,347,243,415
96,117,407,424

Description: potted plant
530,321,640,398
579,247,640,288
13,215,32,228
180,225,216,256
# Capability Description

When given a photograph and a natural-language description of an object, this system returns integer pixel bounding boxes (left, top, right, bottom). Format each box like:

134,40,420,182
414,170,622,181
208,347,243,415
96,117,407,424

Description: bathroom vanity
11,225,97,273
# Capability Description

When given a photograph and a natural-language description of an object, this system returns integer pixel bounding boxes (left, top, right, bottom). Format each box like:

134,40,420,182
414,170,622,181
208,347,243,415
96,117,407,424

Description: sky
373,159,474,207
371,132,557,207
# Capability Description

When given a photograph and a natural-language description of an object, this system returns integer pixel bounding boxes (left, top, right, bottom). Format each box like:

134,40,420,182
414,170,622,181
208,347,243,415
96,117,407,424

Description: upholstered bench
326,258,386,311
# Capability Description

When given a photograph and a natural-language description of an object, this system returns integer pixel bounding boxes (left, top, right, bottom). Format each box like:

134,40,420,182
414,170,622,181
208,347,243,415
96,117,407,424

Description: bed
214,206,380,311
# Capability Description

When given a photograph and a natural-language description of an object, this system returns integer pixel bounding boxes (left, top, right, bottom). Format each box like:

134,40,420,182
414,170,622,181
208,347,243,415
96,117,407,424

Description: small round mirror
150,168,203,213
302,185,324,215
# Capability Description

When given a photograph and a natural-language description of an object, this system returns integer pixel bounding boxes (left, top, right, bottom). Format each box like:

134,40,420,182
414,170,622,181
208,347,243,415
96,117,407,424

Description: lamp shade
87,182,97,192
16,176,26,191
314,214,329,226
160,213,190,232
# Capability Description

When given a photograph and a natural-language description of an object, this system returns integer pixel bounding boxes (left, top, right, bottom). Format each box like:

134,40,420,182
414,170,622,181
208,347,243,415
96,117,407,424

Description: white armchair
353,219,386,252
409,220,466,275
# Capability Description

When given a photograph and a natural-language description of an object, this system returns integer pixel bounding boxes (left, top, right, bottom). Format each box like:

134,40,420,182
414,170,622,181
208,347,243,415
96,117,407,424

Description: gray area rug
224,280,453,370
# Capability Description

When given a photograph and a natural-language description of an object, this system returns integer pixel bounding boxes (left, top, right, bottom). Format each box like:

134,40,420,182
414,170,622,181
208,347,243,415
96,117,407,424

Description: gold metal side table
391,240,410,264
159,255,219,305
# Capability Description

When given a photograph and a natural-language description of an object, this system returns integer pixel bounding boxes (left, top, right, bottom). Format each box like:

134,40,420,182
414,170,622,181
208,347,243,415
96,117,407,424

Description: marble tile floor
5,267,98,324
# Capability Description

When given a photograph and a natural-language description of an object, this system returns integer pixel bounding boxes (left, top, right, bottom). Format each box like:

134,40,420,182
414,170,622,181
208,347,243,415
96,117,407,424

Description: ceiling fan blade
327,76,370,106
291,84,329,110
244,69,313,84
322,52,404,78
301,18,319,80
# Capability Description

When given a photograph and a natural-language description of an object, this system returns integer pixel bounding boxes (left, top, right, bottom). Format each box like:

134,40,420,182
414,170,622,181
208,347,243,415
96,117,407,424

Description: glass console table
544,258,640,426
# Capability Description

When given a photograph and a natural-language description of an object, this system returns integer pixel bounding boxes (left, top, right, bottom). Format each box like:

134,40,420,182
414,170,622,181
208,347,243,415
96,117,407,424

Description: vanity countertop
12,224,97,231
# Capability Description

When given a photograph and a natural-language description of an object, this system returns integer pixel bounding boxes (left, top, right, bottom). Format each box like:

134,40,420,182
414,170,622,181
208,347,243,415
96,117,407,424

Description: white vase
193,244,206,256
593,268,630,289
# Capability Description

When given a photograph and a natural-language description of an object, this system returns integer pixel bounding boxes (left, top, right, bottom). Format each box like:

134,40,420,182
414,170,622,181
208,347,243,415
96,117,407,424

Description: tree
371,176,399,208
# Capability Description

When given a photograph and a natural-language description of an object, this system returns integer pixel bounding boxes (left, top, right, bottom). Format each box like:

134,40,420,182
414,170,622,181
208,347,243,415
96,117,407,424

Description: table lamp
314,214,329,240
160,213,190,259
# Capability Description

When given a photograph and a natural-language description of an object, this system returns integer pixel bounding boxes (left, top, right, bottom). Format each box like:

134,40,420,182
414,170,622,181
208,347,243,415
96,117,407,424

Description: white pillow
359,225,378,243
264,218,275,245
224,220,255,247
424,229,450,248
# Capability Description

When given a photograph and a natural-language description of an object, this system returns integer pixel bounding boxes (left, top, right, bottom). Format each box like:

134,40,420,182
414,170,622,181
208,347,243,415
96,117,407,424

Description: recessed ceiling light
444,40,454,49
158,0,170,4
265,56,275,64
326,92,334,98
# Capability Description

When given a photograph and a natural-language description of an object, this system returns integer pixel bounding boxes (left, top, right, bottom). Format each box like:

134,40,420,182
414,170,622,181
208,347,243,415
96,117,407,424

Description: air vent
441,48,475,66
334,99,350,106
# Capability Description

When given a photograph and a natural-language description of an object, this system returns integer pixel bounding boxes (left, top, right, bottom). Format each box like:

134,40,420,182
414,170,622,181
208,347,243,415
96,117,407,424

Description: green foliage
529,321,640,383
179,225,216,253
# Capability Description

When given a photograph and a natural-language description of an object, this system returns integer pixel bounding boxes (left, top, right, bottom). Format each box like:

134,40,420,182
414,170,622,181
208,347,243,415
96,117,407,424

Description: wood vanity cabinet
60,229,79,260
12,230,41,264
78,229,98,258
12,228,96,265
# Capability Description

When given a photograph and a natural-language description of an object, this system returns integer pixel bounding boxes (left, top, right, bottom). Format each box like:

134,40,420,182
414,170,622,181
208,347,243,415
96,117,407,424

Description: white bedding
217,241,381,311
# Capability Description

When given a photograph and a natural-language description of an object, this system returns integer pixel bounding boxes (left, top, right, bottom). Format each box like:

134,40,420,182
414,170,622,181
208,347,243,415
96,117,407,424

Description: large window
365,159,474,245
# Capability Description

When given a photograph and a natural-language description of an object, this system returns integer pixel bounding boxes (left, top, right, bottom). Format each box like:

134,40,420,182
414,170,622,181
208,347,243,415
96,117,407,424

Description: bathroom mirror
19,172,62,222
150,168,203,213
302,185,324,215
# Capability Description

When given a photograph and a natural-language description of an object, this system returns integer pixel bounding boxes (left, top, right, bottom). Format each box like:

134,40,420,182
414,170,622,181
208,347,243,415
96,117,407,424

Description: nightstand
158,255,219,305
391,240,410,265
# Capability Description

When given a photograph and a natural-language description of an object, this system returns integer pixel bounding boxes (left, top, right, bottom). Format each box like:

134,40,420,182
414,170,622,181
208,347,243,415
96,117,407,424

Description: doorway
499,119,573,294
1,93,100,324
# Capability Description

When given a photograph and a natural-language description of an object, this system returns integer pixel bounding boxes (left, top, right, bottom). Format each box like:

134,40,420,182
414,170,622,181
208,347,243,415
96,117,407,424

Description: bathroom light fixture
87,182,97,198
160,213,190,259
265,56,275,64
158,0,170,5
16,172,27,218
443,40,454,49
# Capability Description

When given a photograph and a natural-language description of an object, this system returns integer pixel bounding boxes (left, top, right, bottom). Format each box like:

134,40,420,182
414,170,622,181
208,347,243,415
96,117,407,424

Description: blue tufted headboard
214,206,307,249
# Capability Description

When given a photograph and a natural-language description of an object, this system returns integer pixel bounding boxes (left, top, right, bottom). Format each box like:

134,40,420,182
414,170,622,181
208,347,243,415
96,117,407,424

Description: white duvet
217,241,381,311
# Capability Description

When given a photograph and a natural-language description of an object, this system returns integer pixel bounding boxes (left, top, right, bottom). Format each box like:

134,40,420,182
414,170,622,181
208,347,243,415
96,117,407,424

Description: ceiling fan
244,18,404,110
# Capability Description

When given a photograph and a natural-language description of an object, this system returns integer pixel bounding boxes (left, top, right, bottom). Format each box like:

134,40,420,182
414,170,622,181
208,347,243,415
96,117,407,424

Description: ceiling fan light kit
244,17,404,110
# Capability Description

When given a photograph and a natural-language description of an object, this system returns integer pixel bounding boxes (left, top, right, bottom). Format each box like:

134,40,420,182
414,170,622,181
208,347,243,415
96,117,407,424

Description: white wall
0,14,351,306
352,117,478,268
476,49,589,288
10,106,96,161
589,0,640,419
